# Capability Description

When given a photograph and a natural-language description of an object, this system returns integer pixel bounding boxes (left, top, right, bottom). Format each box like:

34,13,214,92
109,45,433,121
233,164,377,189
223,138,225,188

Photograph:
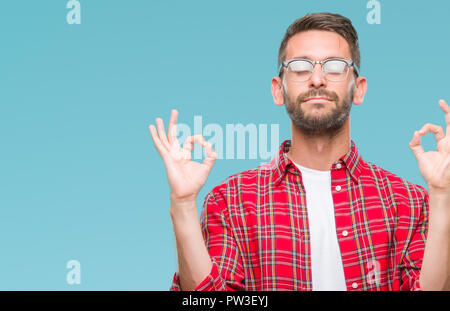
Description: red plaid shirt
170,139,429,291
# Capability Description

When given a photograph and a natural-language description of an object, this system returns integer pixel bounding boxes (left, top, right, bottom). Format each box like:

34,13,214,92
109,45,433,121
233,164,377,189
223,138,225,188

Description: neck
287,118,351,171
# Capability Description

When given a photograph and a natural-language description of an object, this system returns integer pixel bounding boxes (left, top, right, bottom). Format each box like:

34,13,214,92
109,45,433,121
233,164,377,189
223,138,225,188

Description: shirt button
336,163,342,169
352,282,358,289
342,230,349,237
335,185,342,191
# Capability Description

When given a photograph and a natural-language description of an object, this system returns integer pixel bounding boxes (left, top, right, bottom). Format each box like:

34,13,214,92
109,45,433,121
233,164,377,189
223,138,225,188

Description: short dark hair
278,12,360,76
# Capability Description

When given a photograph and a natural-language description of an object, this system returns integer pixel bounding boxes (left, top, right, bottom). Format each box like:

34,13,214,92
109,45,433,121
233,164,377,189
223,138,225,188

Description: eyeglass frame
278,57,360,82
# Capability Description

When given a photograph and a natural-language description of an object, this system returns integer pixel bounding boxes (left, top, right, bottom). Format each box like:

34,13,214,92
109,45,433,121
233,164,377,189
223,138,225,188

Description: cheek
334,84,353,102
346,80,356,99
284,82,306,102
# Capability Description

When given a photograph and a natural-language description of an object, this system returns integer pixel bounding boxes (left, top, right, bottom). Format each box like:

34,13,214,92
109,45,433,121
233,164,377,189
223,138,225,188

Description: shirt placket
288,165,313,291
331,160,362,291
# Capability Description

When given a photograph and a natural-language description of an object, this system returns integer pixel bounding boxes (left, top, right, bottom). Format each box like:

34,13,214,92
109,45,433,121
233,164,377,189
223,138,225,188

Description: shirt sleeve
170,188,245,291
400,186,429,291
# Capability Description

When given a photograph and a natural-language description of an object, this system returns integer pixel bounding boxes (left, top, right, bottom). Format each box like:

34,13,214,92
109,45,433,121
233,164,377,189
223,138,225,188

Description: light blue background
0,0,448,290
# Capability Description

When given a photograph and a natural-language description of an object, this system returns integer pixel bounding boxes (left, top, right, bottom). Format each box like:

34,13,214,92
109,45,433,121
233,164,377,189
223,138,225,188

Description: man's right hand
149,109,218,206
149,109,217,290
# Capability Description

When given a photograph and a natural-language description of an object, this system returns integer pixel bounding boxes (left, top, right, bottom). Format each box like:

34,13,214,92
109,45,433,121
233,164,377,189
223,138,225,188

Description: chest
226,174,406,290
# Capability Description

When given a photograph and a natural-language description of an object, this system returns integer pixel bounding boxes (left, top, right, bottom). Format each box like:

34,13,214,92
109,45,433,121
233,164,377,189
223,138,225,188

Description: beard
284,79,356,139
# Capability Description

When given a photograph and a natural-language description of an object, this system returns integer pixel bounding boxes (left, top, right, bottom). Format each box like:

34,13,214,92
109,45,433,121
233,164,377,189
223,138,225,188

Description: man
149,12,450,291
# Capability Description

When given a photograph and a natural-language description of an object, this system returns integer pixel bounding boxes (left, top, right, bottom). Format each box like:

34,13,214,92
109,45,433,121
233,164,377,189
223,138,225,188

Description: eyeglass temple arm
351,61,360,77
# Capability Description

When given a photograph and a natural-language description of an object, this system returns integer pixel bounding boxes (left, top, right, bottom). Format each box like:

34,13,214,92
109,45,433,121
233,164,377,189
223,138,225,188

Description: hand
409,99,450,193
149,109,218,203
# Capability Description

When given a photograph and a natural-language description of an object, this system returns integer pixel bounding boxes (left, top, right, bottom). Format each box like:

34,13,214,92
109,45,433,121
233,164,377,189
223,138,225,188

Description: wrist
428,185,450,197
170,198,198,221
170,191,197,203
428,188,450,231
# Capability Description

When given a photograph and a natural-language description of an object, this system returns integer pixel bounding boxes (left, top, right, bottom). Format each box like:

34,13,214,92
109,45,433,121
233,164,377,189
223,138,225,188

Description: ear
352,76,367,106
271,76,285,106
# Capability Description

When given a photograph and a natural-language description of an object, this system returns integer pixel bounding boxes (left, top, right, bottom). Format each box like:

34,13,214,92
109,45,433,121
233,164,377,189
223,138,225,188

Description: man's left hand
409,99,450,194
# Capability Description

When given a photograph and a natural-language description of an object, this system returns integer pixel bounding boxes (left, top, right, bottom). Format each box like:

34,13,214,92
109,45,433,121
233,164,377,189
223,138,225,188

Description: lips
303,97,333,104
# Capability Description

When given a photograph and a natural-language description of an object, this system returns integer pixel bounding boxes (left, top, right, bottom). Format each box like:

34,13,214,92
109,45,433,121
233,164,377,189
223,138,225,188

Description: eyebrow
290,55,345,60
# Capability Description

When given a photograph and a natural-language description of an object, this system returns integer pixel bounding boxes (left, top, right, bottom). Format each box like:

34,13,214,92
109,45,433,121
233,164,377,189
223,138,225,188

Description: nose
308,63,327,88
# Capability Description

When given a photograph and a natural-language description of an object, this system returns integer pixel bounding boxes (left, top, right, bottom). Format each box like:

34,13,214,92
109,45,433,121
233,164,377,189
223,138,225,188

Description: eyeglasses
279,58,359,82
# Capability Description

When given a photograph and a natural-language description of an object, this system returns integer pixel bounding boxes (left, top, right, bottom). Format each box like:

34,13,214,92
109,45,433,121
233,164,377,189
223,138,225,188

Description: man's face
281,30,357,137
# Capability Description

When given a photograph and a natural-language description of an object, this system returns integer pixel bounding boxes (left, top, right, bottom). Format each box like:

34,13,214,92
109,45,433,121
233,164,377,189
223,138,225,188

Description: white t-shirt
293,162,347,291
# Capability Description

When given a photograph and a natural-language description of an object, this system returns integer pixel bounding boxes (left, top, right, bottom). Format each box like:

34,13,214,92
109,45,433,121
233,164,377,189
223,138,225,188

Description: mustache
297,89,339,103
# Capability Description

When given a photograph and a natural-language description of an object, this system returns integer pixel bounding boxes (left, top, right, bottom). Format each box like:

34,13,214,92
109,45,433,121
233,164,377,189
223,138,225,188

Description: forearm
170,199,213,291
420,190,450,291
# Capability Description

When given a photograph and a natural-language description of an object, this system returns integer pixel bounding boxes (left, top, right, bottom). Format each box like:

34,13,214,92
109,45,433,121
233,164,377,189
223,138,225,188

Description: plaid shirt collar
270,139,364,187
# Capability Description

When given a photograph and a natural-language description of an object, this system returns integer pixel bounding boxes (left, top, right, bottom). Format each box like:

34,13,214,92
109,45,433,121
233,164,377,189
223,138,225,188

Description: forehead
285,30,352,60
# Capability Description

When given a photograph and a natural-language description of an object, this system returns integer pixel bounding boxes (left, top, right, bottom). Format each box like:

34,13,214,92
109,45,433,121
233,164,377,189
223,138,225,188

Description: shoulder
363,160,428,204
211,163,272,193
203,163,274,207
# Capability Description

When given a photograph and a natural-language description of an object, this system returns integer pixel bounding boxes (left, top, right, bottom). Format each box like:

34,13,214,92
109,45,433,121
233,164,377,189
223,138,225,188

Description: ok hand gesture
149,109,218,203
409,99,450,194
